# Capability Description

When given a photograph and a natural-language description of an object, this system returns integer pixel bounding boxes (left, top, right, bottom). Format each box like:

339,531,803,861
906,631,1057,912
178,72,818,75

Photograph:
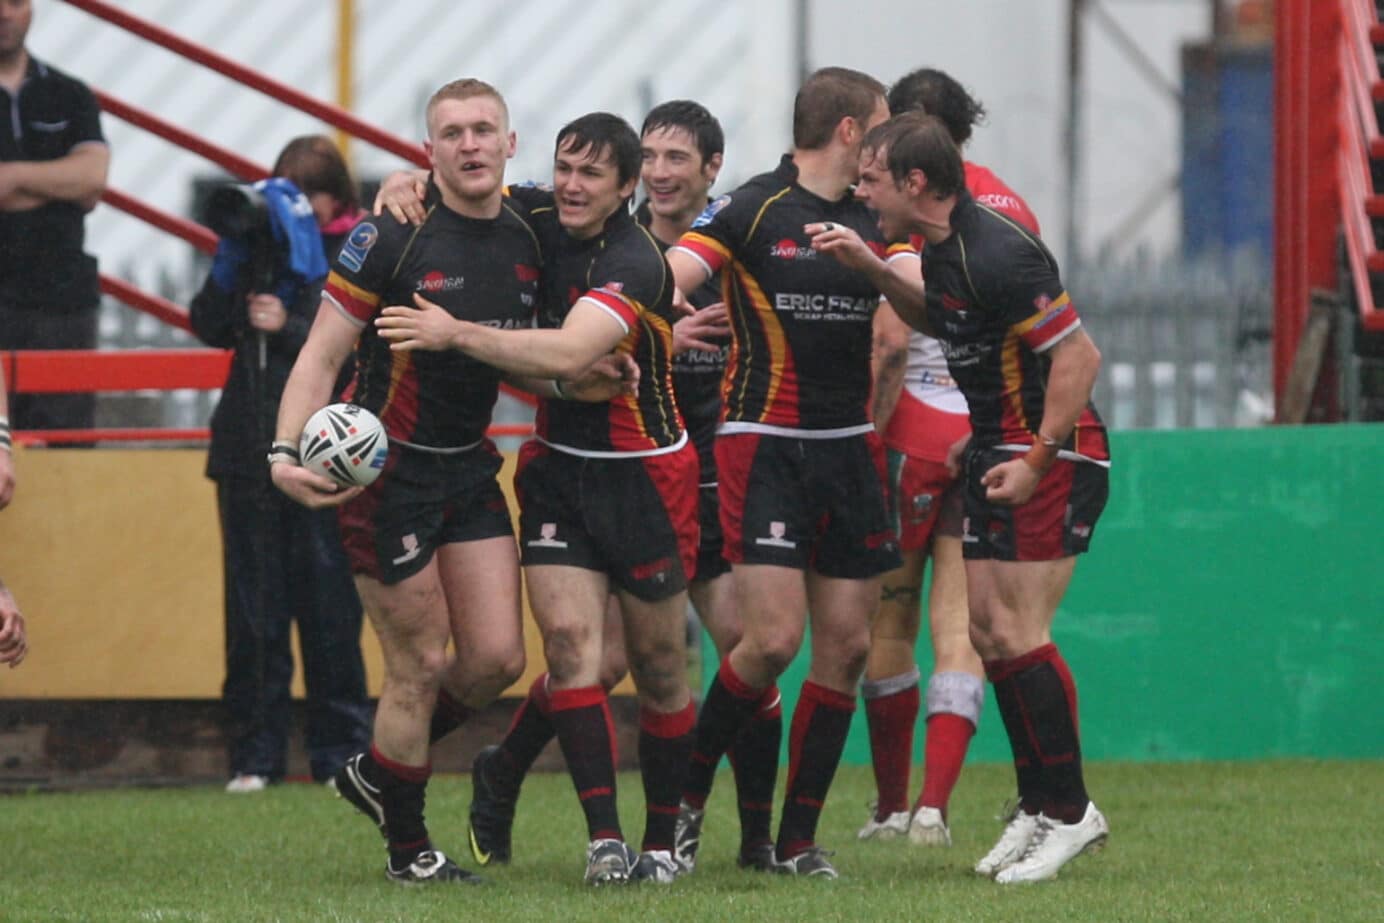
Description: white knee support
860,667,921,700
925,671,984,727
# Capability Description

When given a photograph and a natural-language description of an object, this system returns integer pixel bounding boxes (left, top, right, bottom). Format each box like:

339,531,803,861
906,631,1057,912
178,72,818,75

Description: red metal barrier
99,276,192,332
3,349,537,446
1273,0,1348,412
33,1,539,438
101,187,218,255
64,0,429,169
95,90,271,182
4,349,231,394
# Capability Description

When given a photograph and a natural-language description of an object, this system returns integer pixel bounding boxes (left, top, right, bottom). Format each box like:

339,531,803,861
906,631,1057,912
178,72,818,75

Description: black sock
638,702,696,851
370,744,432,867
1009,644,1089,822
550,685,622,842
492,673,557,794
775,681,854,860
683,658,765,809
428,687,474,744
728,685,781,850
987,658,1043,814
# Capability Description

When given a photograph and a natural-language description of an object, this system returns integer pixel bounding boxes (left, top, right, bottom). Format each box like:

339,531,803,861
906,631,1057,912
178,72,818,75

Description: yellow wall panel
0,447,610,699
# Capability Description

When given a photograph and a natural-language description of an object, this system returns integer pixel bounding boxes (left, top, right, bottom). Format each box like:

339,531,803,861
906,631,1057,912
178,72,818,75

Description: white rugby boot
856,805,911,840
908,806,952,847
974,802,1040,877
994,802,1109,884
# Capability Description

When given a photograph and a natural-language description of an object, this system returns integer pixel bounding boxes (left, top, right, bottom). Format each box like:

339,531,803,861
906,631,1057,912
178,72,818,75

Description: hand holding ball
299,404,389,488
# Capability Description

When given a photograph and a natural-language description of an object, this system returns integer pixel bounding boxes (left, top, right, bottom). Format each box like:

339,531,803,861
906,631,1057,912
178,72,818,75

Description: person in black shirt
414,101,782,878
377,113,698,886
273,79,563,887
0,0,109,434
190,135,371,797
845,111,1111,884
639,100,782,871
664,67,901,880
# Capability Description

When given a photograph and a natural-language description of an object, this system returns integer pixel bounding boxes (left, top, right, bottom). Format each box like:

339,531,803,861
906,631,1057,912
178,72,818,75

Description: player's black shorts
337,440,513,585
717,431,901,578
694,483,730,582
515,440,699,602
960,445,1108,561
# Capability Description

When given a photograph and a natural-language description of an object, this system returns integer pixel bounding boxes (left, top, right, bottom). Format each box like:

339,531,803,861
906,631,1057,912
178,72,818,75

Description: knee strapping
925,671,984,726
860,666,921,700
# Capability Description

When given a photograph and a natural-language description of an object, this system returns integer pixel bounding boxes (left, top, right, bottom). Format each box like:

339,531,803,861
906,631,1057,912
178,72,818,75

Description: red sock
917,713,975,816
863,683,919,817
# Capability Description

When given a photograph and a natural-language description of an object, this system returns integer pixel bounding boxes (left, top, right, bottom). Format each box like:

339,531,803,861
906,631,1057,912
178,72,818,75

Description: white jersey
903,331,969,416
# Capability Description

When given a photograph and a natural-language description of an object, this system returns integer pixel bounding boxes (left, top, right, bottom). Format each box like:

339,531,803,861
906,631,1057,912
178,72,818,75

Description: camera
204,183,272,243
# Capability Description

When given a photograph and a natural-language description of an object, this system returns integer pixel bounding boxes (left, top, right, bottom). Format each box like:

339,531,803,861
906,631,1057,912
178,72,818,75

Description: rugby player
377,112,698,886
841,110,1111,884
663,67,909,879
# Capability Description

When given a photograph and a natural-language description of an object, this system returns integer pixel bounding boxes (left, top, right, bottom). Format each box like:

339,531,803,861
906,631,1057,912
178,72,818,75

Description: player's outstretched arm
378,293,626,381
808,222,931,333
270,300,365,509
505,351,639,404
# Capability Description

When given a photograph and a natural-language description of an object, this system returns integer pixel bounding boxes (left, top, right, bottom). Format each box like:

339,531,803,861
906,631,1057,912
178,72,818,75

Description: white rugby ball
299,403,389,488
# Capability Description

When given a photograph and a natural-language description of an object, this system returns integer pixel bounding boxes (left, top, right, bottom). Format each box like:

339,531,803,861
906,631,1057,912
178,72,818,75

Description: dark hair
555,112,642,187
426,77,510,133
641,100,725,165
862,112,966,199
792,66,887,150
887,68,986,146
271,135,358,212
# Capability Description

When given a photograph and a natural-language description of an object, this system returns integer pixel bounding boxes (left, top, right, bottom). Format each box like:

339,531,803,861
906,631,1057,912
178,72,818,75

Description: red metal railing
1340,0,1384,332
64,0,429,169
14,2,537,444
5,347,535,446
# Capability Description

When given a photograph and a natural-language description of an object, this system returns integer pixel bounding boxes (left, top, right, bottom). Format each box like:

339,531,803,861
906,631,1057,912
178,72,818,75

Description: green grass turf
5,760,1382,922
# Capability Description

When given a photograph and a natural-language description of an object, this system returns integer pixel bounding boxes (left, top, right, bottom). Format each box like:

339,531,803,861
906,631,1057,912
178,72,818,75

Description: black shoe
334,752,386,839
386,849,484,885
737,842,779,872
773,845,838,879
468,745,516,865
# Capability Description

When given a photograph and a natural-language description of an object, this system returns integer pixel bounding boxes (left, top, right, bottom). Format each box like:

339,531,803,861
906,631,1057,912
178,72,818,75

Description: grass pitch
5,760,1382,922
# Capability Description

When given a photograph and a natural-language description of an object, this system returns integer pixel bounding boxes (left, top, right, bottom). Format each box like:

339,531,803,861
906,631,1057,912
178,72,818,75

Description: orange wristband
1021,440,1059,475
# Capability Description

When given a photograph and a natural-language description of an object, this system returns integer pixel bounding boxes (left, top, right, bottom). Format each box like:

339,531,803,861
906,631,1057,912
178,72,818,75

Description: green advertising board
702,425,1383,763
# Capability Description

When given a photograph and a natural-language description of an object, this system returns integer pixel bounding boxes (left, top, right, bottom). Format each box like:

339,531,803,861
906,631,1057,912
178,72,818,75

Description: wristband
269,440,300,461
550,379,567,399
268,440,300,469
0,416,10,453
1021,440,1059,475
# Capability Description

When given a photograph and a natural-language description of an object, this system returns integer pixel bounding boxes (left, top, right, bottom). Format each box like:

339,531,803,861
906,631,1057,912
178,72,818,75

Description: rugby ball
299,403,389,488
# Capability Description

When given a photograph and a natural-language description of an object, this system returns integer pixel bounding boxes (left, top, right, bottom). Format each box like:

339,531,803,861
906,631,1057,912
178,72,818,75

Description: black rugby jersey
323,182,540,450
673,154,909,433
635,200,725,482
508,185,684,456
921,191,1109,462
